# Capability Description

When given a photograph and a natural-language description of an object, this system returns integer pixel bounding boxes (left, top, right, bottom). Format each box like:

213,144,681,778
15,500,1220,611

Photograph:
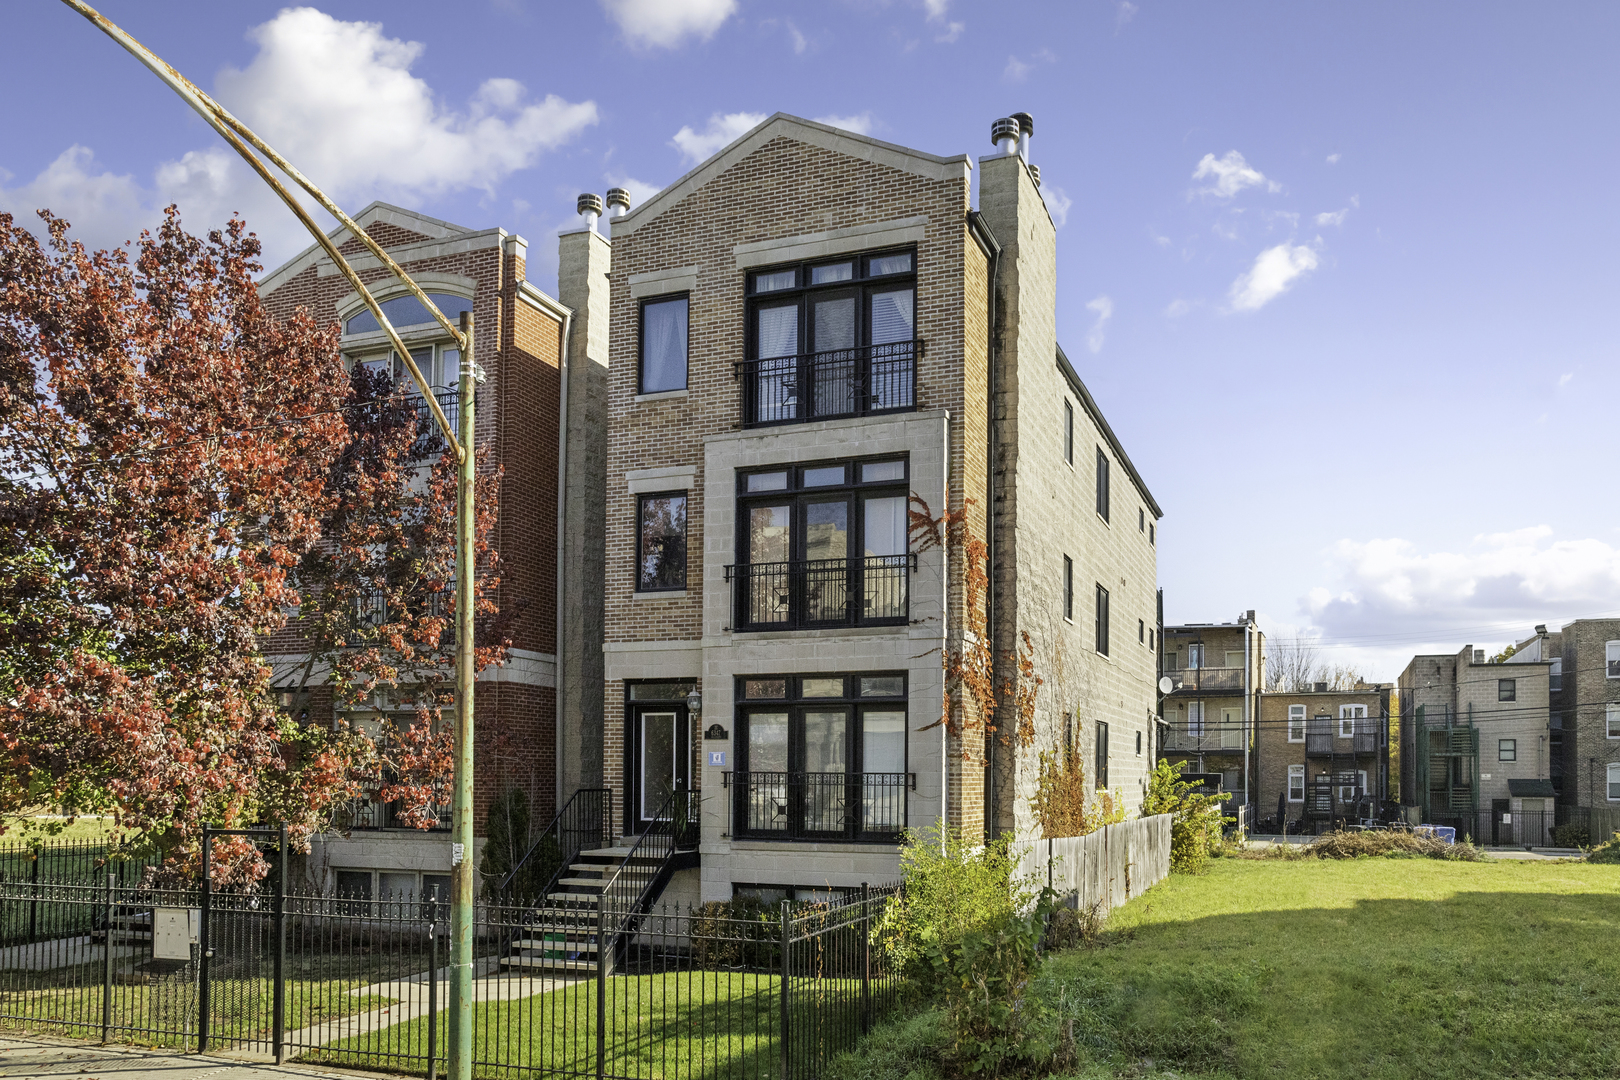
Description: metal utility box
152,907,200,961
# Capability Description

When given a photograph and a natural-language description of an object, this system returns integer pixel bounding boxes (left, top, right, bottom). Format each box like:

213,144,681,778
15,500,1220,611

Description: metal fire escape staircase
499,788,699,975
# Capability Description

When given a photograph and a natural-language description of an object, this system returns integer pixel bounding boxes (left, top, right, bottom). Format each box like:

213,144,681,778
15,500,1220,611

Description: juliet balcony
726,771,912,841
725,554,915,632
736,340,921,428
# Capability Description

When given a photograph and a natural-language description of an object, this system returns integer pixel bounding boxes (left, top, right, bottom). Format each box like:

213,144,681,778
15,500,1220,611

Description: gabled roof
609,113,972,239
1057,344,1162,519
257,202,471,294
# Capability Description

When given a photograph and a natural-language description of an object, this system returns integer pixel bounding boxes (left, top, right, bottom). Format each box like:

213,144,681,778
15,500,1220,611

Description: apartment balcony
1305,722,1380,756
736,340,921,428
351,586,450,637
727,771,912,841
1163,666,1245,694
1162,725,1247,754
338,795,451,832
725,554,915,631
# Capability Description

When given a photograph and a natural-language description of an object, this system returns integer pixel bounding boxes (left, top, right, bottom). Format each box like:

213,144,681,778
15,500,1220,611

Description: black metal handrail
595,787,698,932
735,339,922,427
498,787,611,895
728,771,910,840
724,553,916,630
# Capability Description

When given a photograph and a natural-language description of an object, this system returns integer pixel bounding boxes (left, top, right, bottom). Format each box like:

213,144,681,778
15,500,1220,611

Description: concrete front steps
500,840,662,975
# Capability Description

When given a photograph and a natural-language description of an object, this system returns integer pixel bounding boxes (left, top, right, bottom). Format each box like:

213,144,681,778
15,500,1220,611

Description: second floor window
637,492,687,591
1339,703,1367,737
1288,704,1306,742
1498,678,1516,702
1608,640,1620,678
729,458,911,630
741,250,917,426
640,295,689,393
1187,644,1204,669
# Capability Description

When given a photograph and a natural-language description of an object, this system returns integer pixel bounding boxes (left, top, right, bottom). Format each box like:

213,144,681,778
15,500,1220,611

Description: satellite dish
1158,676,1175,696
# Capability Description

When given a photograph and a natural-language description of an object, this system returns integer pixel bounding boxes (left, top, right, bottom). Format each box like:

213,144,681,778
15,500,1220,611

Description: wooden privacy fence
1017,814,1172,917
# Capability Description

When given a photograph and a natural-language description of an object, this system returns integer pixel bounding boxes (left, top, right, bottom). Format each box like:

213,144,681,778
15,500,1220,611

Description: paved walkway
0,1035,378,1080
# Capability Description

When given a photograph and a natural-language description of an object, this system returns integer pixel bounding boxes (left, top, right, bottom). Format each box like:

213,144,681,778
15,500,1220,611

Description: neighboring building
1546,618,1620,834
1398,642,1553,844
560,113,1161,904
1157,613,1264,811
1254,684,1388,832
259,203,572,897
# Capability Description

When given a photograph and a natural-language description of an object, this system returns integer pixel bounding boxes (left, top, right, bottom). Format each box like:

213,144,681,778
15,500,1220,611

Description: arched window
345,292,473,336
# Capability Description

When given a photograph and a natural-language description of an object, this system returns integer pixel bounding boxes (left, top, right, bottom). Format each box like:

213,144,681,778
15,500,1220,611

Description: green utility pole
60,5,483,1078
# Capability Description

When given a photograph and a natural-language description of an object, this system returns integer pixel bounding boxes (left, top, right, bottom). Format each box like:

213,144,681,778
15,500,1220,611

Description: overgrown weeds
1232,829,1484,861
1587,832,1620,863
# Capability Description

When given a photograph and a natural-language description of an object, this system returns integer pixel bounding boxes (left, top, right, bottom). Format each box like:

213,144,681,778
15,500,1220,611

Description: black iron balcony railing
1305,720,1379,755
736,340,921,427
340,795,451,832
352,586,451,635
724,554,916,631
727,771,912,840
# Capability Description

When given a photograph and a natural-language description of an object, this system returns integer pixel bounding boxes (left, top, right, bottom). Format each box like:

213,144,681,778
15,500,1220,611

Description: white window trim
1606,703,1620,739
1338,703,1367,737
1288,704,1306,743
1287,764,1306,802
1608,641,1620,678
1608,762,1620,802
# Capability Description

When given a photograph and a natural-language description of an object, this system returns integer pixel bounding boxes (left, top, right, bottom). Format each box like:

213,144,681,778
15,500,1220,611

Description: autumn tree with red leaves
0,208,504,884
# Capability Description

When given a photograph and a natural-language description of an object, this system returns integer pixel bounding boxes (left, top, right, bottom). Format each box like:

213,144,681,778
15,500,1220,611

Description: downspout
554,307,573,810
1243,619,1251,821
966,209,1002,840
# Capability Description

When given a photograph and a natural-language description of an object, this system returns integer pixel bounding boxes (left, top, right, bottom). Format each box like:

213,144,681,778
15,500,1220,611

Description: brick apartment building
1519,619,1620,835
1158,613,1264,810
1254,684,1388,832
258,203,570,898
1399,642,1553,844
559,113,1162,904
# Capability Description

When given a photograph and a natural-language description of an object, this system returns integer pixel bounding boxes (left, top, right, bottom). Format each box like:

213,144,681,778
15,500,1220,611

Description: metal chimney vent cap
577,192,604,216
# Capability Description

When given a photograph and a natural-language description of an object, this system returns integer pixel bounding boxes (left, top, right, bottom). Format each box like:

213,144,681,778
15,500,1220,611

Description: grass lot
835,857,1620,1080
302,970,820,1079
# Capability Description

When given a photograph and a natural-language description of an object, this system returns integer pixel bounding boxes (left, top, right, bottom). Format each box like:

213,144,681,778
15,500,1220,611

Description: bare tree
1265,637,1321,691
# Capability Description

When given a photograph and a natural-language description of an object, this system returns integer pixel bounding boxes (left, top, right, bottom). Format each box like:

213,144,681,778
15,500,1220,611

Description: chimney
1313,682,1329,693
1535,623,1548,636
1009,111,1034,162
990,117,1019,157
605,187,631,220
1246,609,1257,625
1473,649,1485,664
576,192,604,233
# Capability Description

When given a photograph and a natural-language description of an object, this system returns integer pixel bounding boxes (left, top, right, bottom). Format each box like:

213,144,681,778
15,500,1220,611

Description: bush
479,788,560,899
1141,760,1230,874
690,895,779,968
1043,899,1106,950
878,825,1035,979
1587,833,1620,864
1551,821,1591,848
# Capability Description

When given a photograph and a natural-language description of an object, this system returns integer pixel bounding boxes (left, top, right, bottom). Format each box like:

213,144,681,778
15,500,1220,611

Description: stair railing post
272,823,287,1064
198,824,212,1053
596,891,608,1080
101,870,114,1042
28,848,38,943
779,898,792,1080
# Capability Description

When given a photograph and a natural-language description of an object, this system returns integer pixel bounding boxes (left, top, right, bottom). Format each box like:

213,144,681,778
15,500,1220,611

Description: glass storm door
635,707,689,830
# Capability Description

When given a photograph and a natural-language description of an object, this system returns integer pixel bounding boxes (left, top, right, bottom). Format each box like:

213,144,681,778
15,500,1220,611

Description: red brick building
258,203,568,898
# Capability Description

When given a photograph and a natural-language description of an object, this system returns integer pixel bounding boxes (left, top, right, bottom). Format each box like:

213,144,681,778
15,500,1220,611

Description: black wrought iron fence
0,863,899,1079
726,554,914,630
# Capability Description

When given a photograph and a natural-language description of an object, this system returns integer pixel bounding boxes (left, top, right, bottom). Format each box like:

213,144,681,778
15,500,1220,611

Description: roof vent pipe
577,192,604,233
605,187,631,219
1010,111,1034,162
991,117,1019,157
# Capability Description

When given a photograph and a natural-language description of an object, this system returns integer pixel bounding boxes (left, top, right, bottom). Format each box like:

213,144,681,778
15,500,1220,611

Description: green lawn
301,969,797,1078
836,857,1620,1080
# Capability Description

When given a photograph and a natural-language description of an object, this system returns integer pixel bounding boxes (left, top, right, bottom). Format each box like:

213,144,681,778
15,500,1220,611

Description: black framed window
1095,721,1109,789
637,492,687,591
733,673,908,841
1139,507,1145,532
1063,555,1074,620
1063,399,1074,465
1095,448,1111,522
740,249,919,426
729,457,912,630
1095,583,1110,656
1498,678,1516,702
1135,729,1143,755
1139,619,1145,644
640,294,689,394
1498,738,1516,762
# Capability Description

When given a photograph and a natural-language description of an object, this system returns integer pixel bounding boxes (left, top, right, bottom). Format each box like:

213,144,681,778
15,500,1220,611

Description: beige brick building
1158,614,1264,811
558,114,1161,903
259,204,569,897
1255,685,1389,833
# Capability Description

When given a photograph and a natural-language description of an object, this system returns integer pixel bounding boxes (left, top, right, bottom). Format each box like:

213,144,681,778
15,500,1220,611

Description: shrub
1141,760,1230,874
878,825,1035,978
479,788,560,898
1043,899,1106,950
921,902,1051,1075
690,895,778,968
1587,833,1620,864
1551,821,1591,848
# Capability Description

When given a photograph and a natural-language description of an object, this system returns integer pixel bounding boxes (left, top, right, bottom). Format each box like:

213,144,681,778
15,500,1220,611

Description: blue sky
5,1,1619,678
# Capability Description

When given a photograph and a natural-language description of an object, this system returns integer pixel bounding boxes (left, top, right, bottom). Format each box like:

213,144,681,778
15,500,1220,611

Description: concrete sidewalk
0,1035,382,1080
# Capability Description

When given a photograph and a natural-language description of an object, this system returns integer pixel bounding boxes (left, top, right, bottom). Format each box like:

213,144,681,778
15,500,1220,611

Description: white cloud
1305,528,1620,641
1558,372,1574,388
935,21,965,43
1116,1,1139,27
921,0,951,18
1163,298,1191,318
1227,243,1318,311
1152,233,1172,248
1043,184,1072,228
599,0,736,48
1192,150,1280,198
1004,55,1032,81
670,111,767,165
1326,152,1341,164
1315,208,1349,226
1085,296,1113,353
813,113,874,136
786,20,808,53
605,174,663,211
3,11,597,266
